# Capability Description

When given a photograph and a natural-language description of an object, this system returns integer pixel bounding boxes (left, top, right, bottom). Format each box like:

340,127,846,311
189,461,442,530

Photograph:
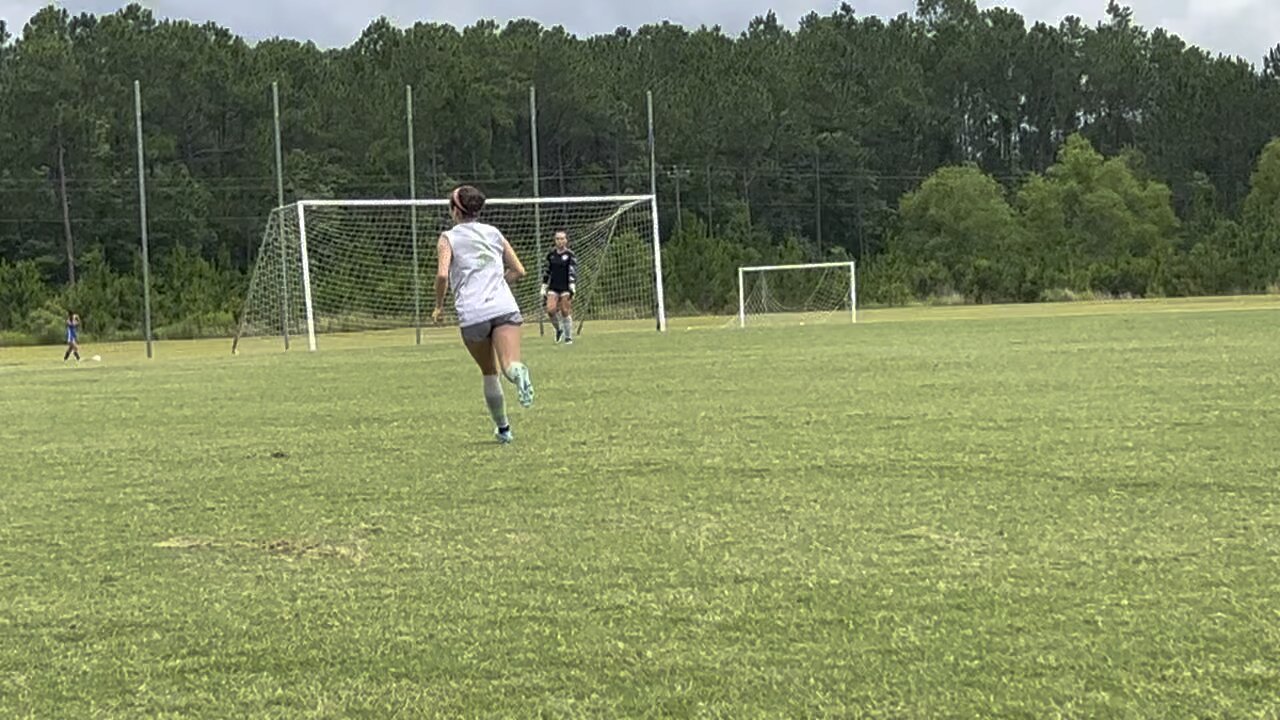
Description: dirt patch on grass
260,538,368,563
154,534,368,564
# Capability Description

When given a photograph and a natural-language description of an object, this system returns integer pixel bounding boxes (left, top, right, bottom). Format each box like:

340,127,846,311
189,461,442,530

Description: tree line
1,0,1279,342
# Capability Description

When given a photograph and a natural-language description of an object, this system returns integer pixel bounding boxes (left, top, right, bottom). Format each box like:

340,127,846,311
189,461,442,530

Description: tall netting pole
530,85,545,336
407,85,422,346
273,81,289,350
815,145,823,256
134,80,154,358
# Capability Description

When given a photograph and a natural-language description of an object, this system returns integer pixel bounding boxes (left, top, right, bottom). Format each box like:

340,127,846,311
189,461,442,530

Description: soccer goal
233,195,666,352
737,261,857,328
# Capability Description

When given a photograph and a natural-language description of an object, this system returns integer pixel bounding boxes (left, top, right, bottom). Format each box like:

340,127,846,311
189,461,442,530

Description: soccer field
3,297,1280,717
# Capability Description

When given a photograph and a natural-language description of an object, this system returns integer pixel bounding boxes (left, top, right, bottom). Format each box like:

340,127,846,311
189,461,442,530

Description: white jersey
445,221,520,327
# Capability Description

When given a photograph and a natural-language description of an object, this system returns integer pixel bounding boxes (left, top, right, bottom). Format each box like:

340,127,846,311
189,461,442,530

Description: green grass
3,297,1280,717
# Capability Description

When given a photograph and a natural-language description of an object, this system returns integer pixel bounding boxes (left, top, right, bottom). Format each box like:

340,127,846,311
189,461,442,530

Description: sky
2,0,1277,65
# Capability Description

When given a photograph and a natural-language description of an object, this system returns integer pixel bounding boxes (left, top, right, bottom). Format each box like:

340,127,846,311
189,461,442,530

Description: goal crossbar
737,261,857,328
297,195,655,209
740,261,858,273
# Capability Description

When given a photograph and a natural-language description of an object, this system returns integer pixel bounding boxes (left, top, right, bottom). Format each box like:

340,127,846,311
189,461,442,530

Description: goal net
234,195,665,352
737,262,857,327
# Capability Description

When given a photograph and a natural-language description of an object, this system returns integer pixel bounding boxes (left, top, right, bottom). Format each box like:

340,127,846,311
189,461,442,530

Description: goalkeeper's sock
483,375,509,429
562,316,573,343
548,312,560,331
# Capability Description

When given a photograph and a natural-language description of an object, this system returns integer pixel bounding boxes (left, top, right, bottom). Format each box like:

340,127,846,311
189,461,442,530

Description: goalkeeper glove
569,283,576,295
540,284,549,297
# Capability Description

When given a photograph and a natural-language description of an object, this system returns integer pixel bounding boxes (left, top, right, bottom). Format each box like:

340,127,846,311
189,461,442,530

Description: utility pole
666,165,690,234
815,146,823,255
705,163,714,229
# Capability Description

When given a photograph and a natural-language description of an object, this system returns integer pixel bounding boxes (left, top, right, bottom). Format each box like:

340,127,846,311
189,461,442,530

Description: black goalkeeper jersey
542,249,578,291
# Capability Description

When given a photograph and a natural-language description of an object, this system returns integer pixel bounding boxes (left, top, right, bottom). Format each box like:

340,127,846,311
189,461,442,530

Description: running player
540,231,578,344
63,311,82,364
432,185,535,444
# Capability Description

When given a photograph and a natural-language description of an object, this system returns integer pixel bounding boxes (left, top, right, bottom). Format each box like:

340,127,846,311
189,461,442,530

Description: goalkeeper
540,231,578,344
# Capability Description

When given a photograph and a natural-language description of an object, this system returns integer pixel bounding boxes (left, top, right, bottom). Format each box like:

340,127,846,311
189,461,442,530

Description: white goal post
234,194,667,352
737,261,857,328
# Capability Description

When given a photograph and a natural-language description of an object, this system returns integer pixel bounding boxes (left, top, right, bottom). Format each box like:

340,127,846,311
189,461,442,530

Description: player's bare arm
432,233,452,324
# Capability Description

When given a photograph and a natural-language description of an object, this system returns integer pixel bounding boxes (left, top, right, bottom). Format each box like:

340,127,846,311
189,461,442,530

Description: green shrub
1039,287,1082,303
0,260,48,331
23,300,71,345
154,311,238,340
0,330,39,347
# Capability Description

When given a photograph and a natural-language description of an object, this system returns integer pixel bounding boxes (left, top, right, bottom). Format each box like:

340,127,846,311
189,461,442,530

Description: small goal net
234,195,666,352
737,262,857,327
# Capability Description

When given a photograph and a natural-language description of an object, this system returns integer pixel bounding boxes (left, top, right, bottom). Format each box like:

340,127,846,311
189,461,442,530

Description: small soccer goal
737,261,857,328
233,195,667,352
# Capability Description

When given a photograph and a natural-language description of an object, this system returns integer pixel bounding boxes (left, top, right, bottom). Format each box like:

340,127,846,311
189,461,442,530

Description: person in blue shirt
63,311,82,364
